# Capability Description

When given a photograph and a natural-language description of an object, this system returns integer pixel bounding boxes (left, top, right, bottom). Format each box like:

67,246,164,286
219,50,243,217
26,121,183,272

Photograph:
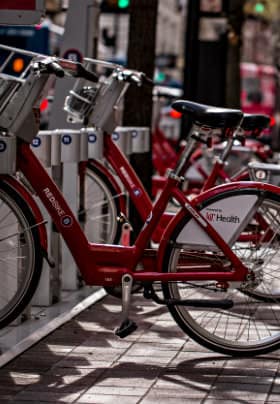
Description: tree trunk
123,0,158,129
226,0,245,108
123,0,158,237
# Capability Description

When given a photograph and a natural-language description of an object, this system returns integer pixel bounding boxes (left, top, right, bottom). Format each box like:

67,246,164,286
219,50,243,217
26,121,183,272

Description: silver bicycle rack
0,135,16,174
32,128,103,164
87,128,104,161
0,45,151,331
112,127,133,156
249,161,280,187
130,127,150,154
112,126,150,155
0,45,52,323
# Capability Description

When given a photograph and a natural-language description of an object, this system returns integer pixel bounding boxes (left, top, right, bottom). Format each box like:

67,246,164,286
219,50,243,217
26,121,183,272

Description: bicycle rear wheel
162,189,280,356
0,180,43,328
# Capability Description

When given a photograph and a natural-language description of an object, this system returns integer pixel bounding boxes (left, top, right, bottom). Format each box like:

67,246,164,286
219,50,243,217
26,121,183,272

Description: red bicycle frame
101,133,172,242
88,133,265,244
16,139,262,289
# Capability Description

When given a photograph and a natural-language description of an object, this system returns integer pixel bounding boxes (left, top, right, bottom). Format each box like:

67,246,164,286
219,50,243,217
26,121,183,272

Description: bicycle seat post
173,124,201,177
218,134,235,163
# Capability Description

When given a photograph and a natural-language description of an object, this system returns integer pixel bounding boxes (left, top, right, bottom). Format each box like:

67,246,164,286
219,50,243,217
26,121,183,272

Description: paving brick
217,374,275,384
204,400,265,404
142,397,202,404
207,382,270,401
91,370,158,388
117,354,175,366
142,386,207,400
84,385,148,396
77,393,140,403
14,390,82,402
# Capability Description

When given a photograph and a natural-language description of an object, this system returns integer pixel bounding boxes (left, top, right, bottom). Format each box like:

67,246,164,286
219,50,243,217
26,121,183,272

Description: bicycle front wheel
162,188,280,356
82,161,123,244
0,180,43,328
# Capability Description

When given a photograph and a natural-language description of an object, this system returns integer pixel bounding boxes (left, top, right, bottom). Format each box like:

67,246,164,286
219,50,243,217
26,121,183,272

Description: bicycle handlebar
113,69,154,87
32,57,99,82
32,58,64,77
75,63,99,83
45,61,65,78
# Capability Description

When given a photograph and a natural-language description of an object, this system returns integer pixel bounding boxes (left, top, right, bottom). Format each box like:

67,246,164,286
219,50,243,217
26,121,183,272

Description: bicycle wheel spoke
83,165,120,244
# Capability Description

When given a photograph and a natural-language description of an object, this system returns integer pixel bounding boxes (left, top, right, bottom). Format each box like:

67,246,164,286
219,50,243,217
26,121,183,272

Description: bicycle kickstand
115,274,138,338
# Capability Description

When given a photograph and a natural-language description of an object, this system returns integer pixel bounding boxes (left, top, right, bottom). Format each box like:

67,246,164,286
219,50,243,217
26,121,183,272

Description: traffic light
254,1,265,14
12,57,25,74
118,0,130,8
244,1,270,20
100,0,130,13
0,25,49,76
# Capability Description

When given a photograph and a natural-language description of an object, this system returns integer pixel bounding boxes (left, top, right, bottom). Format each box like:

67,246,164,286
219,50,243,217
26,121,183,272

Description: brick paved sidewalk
1,293,280,403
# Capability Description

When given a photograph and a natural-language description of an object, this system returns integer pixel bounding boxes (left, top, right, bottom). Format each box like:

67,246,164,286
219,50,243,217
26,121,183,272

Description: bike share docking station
0,0,151,366
31,124,150,293
9,123,150,363
0,0,103,366
45,0,151,298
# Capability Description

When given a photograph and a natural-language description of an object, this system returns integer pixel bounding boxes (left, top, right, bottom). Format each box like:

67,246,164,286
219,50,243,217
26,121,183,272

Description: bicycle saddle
172,100,243,129
241,113,270,133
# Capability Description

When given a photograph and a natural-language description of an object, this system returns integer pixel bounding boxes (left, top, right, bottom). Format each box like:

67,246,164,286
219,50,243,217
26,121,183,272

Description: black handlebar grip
76,64,99,82
46,61,65,78
143,75,155,87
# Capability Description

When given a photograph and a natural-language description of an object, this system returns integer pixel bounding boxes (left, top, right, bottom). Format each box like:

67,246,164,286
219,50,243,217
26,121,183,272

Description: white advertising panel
177,195,258,250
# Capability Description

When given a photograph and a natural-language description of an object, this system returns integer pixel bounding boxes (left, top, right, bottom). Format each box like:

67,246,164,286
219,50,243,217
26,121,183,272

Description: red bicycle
1,45,280,356
79,112,271,249
151,88,273,197
152,117,273,198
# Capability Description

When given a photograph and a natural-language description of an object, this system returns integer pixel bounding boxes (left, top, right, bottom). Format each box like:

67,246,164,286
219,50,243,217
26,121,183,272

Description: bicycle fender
157,181,280,272
2,175,48,252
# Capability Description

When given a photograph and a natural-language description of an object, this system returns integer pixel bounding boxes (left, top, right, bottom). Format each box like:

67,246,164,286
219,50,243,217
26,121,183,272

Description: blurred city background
1,0,279,144
0,3,279,114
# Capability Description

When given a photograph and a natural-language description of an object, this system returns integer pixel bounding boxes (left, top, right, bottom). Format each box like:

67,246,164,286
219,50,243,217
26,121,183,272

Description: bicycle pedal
115,319,137,338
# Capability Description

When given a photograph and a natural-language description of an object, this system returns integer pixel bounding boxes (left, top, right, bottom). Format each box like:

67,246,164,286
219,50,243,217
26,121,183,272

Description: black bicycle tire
86,160,123,244
0,180,43,329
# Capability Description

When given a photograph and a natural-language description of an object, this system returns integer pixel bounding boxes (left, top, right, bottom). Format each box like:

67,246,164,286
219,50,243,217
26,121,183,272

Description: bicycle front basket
87,74,127,133
0,45,50,142
0,75,22,116
64,83,100,123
